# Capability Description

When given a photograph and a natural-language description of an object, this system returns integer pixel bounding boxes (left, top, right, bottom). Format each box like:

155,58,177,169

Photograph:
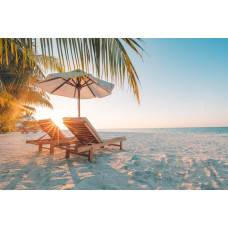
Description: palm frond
0,39,55,132
0,38,144,103
18,86,53,109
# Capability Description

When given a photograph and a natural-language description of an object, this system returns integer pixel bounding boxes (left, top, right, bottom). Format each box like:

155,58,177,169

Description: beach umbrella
20,116,36,122
36,70,114,117
15,123,23,127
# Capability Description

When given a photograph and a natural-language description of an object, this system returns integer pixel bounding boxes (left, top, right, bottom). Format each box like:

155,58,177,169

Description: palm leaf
0,38,144,103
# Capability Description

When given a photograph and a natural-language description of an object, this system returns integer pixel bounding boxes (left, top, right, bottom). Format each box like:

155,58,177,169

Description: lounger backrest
63,117,102,144
38,119,66,140
22,126,28,133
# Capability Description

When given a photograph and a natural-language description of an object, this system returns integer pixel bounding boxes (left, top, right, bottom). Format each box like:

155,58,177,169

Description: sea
98,127,228,134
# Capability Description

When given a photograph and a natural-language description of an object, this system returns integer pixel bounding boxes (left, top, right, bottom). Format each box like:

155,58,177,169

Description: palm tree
0,39,56,133
0,38,144,103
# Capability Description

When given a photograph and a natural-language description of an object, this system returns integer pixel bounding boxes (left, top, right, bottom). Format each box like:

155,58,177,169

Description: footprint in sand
157,172,162,180
204,167,211,177
201,160,223,189
131,170,154,186
131,155,141,166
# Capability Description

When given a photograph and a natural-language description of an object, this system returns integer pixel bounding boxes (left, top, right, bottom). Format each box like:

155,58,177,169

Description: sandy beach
0,128,227,190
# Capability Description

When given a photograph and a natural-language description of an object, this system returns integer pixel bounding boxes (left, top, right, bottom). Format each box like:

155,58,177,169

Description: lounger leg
120,141,123,150
66,149,70,158
50,143,54,154
89,148,94,162
66,145,70,158
39,144,42,151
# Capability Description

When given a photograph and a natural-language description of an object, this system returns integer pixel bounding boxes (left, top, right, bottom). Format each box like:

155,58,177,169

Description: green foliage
0,39,53,133
0,38,144,133
0,38,144,103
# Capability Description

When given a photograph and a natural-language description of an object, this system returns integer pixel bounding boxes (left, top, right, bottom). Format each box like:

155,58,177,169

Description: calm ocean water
97,127,228,134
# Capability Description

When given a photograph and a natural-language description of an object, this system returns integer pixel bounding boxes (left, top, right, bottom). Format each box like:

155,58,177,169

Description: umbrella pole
78,88,80,117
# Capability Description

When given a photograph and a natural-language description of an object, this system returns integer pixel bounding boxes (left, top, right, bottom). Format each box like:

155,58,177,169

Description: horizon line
74,126,228,130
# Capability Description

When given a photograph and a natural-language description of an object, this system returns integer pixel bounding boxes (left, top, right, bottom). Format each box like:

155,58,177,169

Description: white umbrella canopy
36,69,114,117
20,116,36,122
15,123,23,127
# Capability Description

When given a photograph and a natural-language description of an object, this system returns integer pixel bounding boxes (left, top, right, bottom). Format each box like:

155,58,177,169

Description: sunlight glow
48,113,66,129
34,39,228,129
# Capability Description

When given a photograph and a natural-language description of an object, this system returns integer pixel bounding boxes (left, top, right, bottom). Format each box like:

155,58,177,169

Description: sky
35,39,228,129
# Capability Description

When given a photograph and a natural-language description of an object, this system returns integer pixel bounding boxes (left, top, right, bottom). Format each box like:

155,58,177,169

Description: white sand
0,130,228,190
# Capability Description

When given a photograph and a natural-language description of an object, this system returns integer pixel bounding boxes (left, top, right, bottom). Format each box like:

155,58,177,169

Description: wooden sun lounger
21,126,29,134
26,119,78,153
63,117,126,162
21,126,39,134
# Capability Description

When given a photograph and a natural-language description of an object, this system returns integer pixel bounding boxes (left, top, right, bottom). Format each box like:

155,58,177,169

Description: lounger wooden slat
26,119,78,153
63,117,126,162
